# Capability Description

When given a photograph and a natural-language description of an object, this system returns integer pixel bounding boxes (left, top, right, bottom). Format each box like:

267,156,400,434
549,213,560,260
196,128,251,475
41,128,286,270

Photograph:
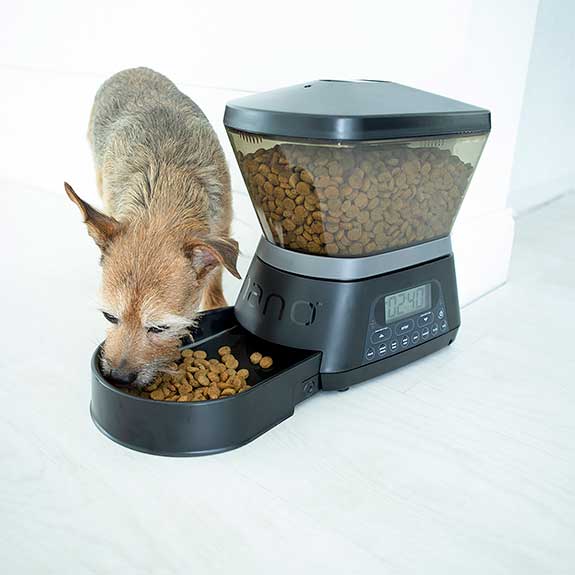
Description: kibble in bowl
118,347,274,402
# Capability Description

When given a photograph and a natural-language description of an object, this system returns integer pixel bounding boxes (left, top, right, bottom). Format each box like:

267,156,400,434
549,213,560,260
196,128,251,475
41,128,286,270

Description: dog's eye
102,311,119,324
148,325,169,334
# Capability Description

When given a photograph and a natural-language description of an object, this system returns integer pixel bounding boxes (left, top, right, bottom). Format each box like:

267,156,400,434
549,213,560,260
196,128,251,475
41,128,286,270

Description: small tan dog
66,67,240,386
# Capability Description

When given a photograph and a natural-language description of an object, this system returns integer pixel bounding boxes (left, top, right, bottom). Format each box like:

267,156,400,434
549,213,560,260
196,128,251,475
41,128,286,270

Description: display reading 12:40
385,284,431,323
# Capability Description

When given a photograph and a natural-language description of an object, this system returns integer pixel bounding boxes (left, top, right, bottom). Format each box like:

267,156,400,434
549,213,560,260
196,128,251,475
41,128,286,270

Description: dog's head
65,182,240,386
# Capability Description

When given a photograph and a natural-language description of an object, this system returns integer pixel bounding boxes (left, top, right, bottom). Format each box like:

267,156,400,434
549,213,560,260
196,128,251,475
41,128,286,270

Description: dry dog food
259,356,273,369
249,352,273,369
249,352,263,365
120,348,273,402
237,143,474,257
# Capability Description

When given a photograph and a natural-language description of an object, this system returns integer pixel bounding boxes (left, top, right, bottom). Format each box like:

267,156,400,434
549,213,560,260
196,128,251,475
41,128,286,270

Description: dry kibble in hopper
237,143,474,257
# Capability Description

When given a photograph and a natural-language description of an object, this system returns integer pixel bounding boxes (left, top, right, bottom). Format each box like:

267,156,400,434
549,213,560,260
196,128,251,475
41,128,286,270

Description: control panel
363,280,448,363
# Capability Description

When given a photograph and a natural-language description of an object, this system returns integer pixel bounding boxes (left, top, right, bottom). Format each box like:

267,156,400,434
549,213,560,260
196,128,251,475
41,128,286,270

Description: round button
366,347,375,360
421,327,430,339
401,335,410,347
431,323,439,336
440,319,448,332
437,307,445,320
390,340,399,352
411,331,420,344
378,343,387,356
303,380,315,395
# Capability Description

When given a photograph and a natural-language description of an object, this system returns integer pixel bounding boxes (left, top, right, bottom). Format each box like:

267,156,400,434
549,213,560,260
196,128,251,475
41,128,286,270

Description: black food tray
90,307,321,456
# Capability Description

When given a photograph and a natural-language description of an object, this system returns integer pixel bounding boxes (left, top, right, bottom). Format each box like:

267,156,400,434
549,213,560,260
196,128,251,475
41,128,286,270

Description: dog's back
89,67,232,235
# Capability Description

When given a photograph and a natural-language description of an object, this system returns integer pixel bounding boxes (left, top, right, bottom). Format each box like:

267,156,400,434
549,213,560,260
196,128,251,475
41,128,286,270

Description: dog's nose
110,368,137,385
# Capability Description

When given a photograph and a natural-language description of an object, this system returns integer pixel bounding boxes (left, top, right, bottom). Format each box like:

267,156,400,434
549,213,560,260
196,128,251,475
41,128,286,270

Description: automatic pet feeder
91,80,490,456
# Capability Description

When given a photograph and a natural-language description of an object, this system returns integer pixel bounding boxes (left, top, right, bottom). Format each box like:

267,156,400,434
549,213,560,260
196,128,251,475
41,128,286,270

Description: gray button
366,347,375,360
378,343,387,356
431,323,439,336
411,331,420,344
417,312,433,328
401,335,410,347
390,340,398,351
421,327,430,339
370,327,391,344
437,307,445,320
395,319,414,335
440,319,448,332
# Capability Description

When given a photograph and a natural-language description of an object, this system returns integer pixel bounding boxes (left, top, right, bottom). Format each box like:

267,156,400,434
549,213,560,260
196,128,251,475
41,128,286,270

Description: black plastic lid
224,80,491,141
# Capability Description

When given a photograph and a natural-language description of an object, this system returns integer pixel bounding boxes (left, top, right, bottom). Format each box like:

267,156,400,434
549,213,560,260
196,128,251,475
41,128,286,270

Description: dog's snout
110,368,137,385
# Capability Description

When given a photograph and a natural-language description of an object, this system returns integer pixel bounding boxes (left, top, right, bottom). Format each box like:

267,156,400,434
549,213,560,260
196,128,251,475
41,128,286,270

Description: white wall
0,0,540,305
509,0,575,214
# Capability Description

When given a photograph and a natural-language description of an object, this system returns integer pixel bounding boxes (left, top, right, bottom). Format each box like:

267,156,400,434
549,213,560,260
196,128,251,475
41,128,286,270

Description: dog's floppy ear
64,182,123,252
184,236,241,279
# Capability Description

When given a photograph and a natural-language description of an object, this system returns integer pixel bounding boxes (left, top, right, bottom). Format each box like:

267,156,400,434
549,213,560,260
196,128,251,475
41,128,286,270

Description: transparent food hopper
227,130,487,257
224,80,490,258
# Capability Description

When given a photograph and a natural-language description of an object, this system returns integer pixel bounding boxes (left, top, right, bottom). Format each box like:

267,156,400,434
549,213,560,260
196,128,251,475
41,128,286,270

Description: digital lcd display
385,284,431,323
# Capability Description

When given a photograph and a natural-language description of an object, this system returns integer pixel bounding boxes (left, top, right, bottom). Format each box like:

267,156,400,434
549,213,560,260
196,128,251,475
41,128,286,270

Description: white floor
1,183,574,574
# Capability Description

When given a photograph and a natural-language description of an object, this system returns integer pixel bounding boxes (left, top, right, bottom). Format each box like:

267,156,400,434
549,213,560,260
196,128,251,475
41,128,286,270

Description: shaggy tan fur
66,68,239,386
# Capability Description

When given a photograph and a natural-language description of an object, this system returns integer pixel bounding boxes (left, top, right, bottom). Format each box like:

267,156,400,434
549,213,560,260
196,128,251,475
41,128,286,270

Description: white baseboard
452,208,515,307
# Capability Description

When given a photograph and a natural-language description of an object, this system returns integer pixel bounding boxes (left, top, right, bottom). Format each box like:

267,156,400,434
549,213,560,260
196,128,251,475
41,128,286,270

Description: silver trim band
255,236,452,280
